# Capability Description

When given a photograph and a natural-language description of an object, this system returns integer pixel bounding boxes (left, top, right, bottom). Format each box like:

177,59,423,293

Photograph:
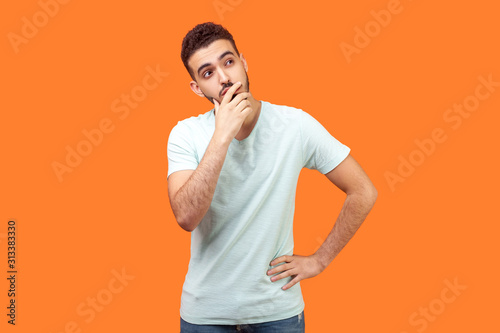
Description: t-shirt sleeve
167,122,199,178
300,110,351,174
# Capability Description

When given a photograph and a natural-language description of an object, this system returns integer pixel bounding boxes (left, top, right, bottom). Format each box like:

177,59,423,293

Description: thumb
213,99,219,114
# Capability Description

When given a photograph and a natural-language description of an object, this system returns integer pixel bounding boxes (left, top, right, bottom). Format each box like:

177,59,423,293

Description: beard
202,71,250,105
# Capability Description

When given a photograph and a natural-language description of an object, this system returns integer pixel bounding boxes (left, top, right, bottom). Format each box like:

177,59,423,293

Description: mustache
219,82,234,97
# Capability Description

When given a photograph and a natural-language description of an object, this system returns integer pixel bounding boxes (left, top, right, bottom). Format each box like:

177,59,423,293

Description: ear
189,80,206,98
240,53,248,72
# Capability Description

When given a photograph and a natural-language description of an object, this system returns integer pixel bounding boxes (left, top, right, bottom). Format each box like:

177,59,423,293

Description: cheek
199,83,217,96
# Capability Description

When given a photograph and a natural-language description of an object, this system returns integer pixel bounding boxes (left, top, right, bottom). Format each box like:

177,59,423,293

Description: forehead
188,39,237,74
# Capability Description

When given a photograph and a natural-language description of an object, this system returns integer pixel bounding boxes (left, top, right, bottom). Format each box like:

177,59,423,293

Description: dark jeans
180,311,305,332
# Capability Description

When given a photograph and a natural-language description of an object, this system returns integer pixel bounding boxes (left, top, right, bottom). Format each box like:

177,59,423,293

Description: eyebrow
197,50,235,77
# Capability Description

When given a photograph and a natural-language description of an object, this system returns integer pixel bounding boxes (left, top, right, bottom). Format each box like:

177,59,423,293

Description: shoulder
263,100,305,115
262,101,327,134
169,109,214,136
176,109,214,129
261,101,309,126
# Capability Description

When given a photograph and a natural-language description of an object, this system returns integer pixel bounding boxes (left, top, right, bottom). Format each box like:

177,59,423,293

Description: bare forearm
171,135,230,231
313,190,377,269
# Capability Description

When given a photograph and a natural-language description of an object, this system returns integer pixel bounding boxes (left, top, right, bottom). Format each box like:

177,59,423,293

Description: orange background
1,0,499,332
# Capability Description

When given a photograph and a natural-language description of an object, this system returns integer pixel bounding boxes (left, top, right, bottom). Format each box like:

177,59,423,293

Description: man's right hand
213,81,253,144
168,82,253,232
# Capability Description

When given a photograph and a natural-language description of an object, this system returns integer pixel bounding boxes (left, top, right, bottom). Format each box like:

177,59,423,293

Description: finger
230,91,251,105
267,263,290,276
222,81,242,104
270,255,290,266
240,105,253,117
270,256,285,266
270,267,296,281
234,100,251,115
270,272,286,282
282,275,300,290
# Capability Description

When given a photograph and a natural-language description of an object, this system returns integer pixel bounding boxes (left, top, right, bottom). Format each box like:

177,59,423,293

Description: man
167,22,377,332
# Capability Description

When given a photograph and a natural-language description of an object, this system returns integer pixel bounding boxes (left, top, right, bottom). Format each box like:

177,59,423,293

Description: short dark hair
181,22,240,80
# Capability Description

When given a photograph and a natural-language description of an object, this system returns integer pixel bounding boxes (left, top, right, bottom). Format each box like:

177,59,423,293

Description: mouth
221,86,231,96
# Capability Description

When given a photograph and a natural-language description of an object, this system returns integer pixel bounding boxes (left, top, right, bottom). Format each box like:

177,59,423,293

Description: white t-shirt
167,100,350,325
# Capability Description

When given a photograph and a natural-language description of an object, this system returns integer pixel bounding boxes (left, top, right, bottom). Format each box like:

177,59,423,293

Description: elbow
350,182,378,207
179,224,195,233
174,211,199,232
170,199,197,232
179,221,195,232
367,183,378,207
176,215,195,232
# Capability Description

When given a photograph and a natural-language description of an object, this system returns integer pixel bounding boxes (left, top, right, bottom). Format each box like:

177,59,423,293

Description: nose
217,66,230,85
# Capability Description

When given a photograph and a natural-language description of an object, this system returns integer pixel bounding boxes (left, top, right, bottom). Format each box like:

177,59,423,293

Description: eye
203,71,212,78
225,59,233,66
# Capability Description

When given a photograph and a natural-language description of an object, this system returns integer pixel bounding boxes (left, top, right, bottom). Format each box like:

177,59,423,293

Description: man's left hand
267,254,324,290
